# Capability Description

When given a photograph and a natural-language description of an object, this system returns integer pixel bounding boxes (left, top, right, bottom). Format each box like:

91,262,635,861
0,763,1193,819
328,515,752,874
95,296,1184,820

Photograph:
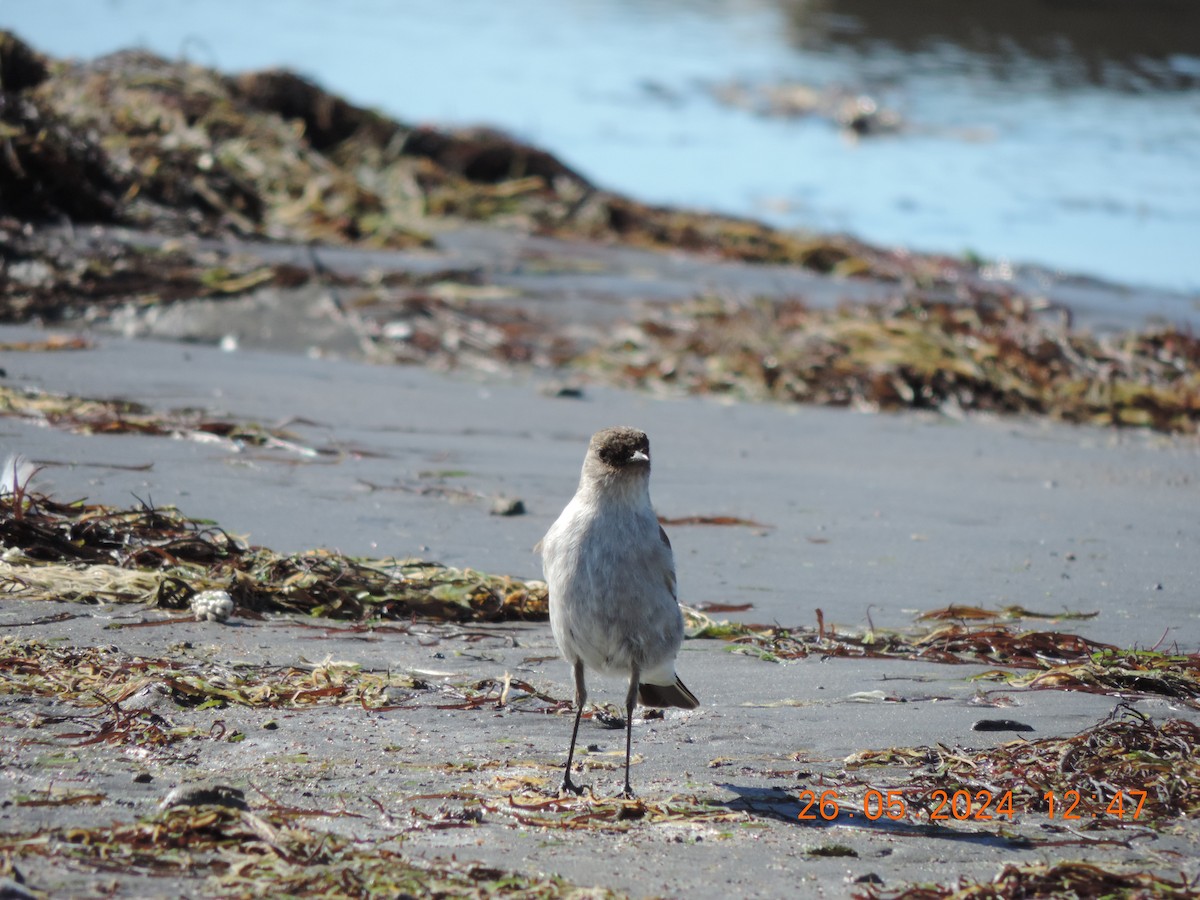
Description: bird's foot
619,783,636,800
560,775,585,796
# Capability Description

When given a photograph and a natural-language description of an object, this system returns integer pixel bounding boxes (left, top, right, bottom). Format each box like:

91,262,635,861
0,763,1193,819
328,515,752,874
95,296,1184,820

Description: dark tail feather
638,677,699,710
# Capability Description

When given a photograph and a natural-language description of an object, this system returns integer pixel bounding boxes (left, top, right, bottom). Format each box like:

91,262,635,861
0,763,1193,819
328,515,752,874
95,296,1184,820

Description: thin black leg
561,660,586,795
621,665,639,799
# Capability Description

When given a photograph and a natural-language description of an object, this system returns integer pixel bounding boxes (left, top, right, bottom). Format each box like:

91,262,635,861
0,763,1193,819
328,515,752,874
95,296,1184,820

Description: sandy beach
2,313,1197,898
2,27,1199,897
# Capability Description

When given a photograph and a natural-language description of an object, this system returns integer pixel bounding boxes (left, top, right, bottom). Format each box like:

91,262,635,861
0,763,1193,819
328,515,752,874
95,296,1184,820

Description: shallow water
5,0,1200,293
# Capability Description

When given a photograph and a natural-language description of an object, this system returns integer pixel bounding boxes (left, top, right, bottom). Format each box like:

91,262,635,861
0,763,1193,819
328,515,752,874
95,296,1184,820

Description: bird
540,426,698,798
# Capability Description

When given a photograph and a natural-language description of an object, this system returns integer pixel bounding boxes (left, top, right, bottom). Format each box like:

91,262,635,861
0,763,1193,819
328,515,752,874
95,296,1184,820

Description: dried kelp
916,604,1099,622
2,31,940,286
4,33,1198,434
0,227,318,321
3,487,1194,701
395,785,748,834
857,861,1200,900
587,295,1200,433
0,637,411,713
358,289,582,370
492,791,745,831
0,490,548,621
0,806,621,898
0,334,91,351
846,708,1200,823
0,382,345,459
998,648,1200,702
685,607,1200,706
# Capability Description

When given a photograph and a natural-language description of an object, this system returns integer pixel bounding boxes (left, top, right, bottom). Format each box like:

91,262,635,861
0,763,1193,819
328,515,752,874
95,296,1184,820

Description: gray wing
658,524,676,600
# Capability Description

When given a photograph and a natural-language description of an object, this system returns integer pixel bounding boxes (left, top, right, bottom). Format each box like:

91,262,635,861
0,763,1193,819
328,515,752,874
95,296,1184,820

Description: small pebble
160,784,248,811
490,496,526,516
972,718,1034,733
539,381,585,399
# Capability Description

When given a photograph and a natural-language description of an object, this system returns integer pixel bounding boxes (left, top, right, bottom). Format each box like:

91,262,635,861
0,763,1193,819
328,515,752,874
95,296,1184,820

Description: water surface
5,0,1199,293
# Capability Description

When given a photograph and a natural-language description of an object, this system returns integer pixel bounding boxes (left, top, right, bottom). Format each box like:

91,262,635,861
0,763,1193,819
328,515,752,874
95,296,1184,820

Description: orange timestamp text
797,788,1148,822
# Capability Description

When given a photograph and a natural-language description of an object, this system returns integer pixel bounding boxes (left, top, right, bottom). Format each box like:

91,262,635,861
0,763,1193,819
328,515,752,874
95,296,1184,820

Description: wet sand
2,314,1197,897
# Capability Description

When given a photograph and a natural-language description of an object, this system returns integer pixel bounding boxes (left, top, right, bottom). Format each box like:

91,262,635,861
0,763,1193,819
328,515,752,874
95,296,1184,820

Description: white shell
190,589,235,623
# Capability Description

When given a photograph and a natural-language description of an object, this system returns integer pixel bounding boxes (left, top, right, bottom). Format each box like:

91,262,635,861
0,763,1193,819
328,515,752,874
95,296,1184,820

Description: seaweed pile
847,708,1200,823
0,805,619,898
0,382,347,458
0,636,414,717
3,486,1197,704
859,861,1200,900
0,637,570,739
687,605,1200,707
589,295,1200,432
3,31,1198,433
0,31,898,279
0,489,547,621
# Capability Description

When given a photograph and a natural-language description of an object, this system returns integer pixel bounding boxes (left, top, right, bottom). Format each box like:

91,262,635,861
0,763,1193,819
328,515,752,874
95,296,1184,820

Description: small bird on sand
540,426,698,798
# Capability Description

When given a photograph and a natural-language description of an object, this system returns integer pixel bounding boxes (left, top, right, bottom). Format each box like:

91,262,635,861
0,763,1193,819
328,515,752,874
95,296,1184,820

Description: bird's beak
630,450,650,464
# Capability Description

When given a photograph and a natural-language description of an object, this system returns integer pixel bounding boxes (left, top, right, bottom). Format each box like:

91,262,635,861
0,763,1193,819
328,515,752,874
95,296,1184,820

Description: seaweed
0,636,414,714
0,489,547,621
586,295,1200,434
0,805,623,898
2,32,1197,434
684,607,1200,707
0,31,964,287
0,383,344,459
846,708,1200,823
857,861,1199,900
3,488,1196,701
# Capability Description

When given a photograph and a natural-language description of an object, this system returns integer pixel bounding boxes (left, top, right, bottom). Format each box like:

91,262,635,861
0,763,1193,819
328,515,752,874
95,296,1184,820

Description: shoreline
2,28,1199,898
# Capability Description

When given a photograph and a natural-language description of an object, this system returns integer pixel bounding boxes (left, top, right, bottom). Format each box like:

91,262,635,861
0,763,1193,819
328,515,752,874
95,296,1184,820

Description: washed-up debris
0,223,493,325
489,496,526,516
0,335,91,352
489,790,745,831
362,290,581,370
0,636,416,713
845,708,1200,823
189,589,234,622
658,515,770,528
3,32,1198,434
684,607,1200,706
916,604,1099,622
857,861,1200,900
160,784,249,811
0,489,547,621
970,719,1033,733
0,805,621,898
398,784,749,832
2,485,1195,703
707,79,903,137
0,383,346,459
0,226,318,321
0,30,950,291
587,295,1200,434
0,636,567,761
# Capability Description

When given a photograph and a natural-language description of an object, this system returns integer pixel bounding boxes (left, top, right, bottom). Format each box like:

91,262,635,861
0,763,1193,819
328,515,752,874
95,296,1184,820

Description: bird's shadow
717,783,1033,849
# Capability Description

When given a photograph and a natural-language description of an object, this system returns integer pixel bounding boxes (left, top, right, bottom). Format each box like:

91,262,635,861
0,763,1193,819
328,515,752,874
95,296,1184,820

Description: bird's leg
620,664,639,799
561,660,586,795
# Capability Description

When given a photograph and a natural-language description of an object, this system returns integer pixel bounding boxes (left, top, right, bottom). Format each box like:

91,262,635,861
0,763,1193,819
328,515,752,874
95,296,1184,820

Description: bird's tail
638,676,699,710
